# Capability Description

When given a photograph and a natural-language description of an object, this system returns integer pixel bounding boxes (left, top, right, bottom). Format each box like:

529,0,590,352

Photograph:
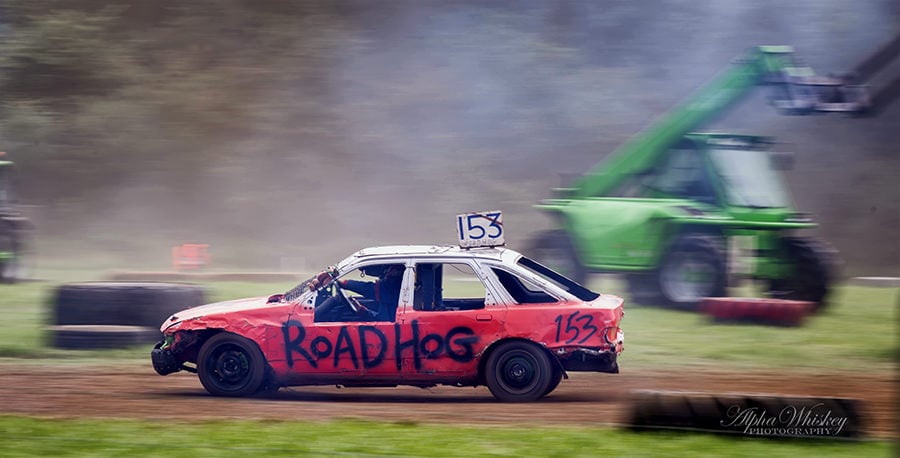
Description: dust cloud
2,1,897,274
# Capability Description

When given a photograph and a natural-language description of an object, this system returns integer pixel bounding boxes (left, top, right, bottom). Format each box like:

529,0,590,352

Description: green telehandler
529,37,900,310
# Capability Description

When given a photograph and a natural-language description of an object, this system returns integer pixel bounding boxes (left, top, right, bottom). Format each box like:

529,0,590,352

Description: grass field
1,278,895,372
0,277,895,456
0,416,891,458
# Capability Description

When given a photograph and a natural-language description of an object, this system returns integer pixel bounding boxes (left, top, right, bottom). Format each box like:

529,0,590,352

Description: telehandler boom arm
565,46,870,199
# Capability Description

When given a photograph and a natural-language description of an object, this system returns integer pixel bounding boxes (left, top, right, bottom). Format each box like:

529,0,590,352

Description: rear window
517,256,599,301
491,268,557,304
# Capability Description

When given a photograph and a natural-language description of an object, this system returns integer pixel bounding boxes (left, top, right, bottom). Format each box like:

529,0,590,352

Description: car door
283,263,408,383
397,260,507,383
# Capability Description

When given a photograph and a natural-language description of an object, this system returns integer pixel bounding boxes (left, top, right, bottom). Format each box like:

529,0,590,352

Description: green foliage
0,416,890,457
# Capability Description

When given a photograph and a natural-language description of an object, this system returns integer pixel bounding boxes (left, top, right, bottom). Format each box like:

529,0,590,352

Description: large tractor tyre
0,256,19,284
0,233,20,284
656,234,727,309
625,273,664,306
197,332,268,397
526,230,587,285
767,236,836,311
53,282,206,327
485,341,555,402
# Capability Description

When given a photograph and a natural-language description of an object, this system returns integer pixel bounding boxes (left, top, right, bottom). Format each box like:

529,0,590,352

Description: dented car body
152,245,624,401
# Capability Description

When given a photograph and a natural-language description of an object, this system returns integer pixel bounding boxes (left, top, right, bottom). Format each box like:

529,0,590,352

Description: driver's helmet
381,264,404,280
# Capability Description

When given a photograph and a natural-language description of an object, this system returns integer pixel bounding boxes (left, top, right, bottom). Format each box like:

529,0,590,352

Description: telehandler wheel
527,230,587,284
626,274,664,305
766,236,836,311
0,233,20,283
657,234,726,309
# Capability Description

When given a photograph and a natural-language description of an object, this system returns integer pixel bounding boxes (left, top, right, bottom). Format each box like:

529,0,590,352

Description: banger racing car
152,214,624,402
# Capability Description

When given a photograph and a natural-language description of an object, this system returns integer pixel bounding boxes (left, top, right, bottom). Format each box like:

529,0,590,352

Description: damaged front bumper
151,341,184,375
151,334,198,375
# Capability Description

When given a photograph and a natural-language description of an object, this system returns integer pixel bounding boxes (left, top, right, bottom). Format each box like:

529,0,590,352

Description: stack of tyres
700,297,813,326
49,282,205,350
628,390,864,439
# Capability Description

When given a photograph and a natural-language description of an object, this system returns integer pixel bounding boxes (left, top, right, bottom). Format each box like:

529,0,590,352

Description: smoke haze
1,1,897,274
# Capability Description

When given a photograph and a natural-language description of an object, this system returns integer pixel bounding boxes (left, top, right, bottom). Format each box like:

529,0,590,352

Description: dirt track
1,364,893,438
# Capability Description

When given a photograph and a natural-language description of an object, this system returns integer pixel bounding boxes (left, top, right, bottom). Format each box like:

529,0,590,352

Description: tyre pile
628,390,864,439
49,282,206,350
700,297,814,327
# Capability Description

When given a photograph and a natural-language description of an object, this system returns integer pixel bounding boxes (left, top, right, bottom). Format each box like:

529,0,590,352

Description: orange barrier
172,244,210,271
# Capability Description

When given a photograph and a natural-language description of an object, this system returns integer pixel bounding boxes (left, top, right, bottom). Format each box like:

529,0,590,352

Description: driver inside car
314,264,405,322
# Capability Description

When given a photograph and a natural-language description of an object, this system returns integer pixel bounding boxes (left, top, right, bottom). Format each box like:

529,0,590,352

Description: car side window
413,263,486,311
490,268,557,304
314,263,404,323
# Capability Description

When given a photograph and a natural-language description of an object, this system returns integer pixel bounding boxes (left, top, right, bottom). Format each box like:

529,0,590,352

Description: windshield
283,265,342,302
517,256,599,301
709,149,790,208
282,254,358,301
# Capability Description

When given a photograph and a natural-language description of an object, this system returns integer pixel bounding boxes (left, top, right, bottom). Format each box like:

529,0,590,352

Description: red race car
152,245,624,401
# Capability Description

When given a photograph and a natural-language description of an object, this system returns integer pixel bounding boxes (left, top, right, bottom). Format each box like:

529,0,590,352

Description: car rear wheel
543,366,564,397
198,333,267,397
485,341,554,402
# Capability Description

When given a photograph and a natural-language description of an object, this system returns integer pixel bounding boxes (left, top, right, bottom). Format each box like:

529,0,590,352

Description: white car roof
349,245,518,264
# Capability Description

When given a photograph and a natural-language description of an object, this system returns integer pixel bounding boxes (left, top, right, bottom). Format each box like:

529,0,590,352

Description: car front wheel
197,332,267,397
485,341,554,402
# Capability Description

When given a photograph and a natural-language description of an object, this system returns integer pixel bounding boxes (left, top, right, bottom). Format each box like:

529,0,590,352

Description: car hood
160,296,270,331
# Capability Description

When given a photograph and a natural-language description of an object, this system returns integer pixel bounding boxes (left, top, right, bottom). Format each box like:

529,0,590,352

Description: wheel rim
206,344,253,391
495,350,540,393
660,253,717,303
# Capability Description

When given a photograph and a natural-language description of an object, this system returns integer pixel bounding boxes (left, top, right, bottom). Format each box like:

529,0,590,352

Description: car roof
350,245,517,263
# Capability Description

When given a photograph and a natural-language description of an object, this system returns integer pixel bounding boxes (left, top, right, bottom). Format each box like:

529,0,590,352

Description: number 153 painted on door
456,211,504,248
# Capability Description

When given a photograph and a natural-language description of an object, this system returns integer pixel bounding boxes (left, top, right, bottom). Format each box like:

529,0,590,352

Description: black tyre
625,273,663,305
0,257,18,284
53,282,206,327
485,341,554,402
48,325,160,349
767,236,836,311
0,233,20,283
543,366,564,397
526,230,587,284
629,390,863,438
197,333,268,397
656,234,726,308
